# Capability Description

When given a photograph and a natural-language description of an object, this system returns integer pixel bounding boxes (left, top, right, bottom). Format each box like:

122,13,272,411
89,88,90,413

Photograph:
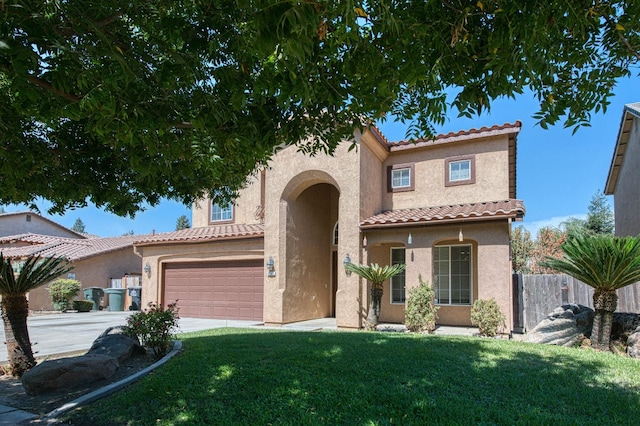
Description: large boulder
88,326,145,363
525,304,594,347
21,354,119,396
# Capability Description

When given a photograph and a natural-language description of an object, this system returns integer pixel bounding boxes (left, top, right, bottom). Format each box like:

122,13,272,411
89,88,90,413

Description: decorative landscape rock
20,326,146,396
88,326,145,363
627,327,640,358
21,354,119,396
525,304,594,347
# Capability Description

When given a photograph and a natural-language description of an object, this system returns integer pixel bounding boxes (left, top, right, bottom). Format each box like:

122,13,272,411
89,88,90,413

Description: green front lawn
63,328,640,425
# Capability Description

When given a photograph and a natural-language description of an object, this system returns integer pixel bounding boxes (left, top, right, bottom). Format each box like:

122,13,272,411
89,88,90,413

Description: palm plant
345,262,406,329
0,253,72,376
543,235,640,351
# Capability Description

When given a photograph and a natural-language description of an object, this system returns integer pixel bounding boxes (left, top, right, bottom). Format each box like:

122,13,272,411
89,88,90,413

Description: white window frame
391,168,411,189
434,244,472,306
211,200,233,222
390,247,406,304
449,159,471,182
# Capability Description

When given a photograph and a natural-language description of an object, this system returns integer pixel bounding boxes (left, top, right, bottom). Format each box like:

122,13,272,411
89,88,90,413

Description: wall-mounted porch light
344,253,352,277
407,233,413,245
144,262,151,277
266,256,276,277
458,229,464,242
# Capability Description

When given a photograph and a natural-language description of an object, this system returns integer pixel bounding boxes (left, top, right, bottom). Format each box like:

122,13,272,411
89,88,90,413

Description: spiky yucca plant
0,254,72,376
543,235,640,351
345,262,406,329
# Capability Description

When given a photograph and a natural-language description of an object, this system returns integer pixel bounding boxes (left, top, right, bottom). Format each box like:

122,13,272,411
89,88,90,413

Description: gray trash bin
104,288,126,311
83,287,104,311
127,286,142,311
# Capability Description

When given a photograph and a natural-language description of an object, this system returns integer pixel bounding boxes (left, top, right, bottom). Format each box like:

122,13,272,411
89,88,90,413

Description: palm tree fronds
0,253,73,295
542,235,640,291
345,262,406,287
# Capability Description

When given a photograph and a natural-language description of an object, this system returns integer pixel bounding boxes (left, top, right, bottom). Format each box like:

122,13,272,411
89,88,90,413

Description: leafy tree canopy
2,1,638,216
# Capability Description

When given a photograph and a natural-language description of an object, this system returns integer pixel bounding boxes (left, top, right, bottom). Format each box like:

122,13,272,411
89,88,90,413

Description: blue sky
4,77,638,237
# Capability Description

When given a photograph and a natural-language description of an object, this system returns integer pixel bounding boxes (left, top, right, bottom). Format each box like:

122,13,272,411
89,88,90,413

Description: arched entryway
281,179,340,323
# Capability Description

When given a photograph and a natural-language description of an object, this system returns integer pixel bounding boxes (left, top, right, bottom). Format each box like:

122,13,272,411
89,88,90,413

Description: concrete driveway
0,311,263,363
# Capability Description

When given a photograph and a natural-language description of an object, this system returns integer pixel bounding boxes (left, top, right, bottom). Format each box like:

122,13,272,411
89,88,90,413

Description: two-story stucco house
134,122,525,330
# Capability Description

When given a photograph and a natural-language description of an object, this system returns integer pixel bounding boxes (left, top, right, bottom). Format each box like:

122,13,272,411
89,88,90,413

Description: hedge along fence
512,274,640,333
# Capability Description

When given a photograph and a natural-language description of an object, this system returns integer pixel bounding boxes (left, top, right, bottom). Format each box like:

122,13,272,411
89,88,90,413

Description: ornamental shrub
125,301,180,359
72,300,94,312
471,298,506,337
405,275,439,333
47,279,81,311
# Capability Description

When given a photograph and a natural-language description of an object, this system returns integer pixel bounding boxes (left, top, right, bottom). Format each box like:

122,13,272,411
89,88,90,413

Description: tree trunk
366,287,383,330
1,293,36,377
591,289,618,351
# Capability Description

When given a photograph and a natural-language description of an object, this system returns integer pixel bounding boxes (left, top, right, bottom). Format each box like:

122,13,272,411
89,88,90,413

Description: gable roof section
360,199,525,229
0,233,144,261
605,102,640,195
0,211,87,239
133,224,265,247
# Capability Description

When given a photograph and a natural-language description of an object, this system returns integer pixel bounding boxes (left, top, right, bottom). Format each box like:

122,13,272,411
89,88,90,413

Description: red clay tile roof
388,121,522,152
0,234,145,261
360,200,525,229
133,224,265,247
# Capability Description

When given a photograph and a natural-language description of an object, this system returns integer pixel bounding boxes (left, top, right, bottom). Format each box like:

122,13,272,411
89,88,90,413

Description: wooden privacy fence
512,274,640,333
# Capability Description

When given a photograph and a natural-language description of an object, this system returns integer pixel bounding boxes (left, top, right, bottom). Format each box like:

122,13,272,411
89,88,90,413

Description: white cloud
519,214,587,236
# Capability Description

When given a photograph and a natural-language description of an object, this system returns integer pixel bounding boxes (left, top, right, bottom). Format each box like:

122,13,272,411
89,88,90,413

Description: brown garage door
163,260,263,321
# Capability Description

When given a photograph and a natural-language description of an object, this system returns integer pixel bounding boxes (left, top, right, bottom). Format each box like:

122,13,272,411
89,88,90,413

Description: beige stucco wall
362,221,513,329
27,248,142,311
135,238,264,307
383,135,511,210
263,136,368,329
191,172,263,227
613,117,640,237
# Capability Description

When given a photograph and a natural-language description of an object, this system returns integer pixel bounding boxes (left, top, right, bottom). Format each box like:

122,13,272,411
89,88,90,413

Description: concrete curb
44,340,182,420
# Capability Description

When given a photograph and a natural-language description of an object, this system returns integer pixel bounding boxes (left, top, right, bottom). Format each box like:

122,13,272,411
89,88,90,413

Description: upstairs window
210,191,234,223
445,155,476,187
387,163,415,192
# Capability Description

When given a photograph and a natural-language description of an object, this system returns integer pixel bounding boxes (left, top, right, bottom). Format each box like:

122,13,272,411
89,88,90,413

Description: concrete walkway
0,312,477,424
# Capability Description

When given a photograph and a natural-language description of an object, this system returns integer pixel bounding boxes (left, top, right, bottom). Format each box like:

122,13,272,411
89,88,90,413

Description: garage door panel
164,260,263,321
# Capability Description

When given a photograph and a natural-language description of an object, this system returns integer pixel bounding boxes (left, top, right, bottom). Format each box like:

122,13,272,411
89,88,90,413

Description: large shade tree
345,262,406,329
1,1,638,216
543,235,640,351
0,254,72,376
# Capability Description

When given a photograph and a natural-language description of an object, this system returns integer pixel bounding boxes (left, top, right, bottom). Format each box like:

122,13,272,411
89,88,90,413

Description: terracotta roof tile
389,121,522,151
360,200,525,229
133,224,265,247
0,234,146,261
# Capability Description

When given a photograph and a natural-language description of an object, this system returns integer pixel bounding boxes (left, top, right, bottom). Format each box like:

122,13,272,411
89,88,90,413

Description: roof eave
605,103,640,195
360,212,525,230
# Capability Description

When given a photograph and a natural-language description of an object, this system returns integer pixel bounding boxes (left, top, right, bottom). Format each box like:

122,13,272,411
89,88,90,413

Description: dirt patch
0,349,156,416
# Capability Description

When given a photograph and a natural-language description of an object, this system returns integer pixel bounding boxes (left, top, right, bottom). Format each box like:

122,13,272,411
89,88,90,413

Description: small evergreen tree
72,218,86,233
175,215,191,230
586,191,614,235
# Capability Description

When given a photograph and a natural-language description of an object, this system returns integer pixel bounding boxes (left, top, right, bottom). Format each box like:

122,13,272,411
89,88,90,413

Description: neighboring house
605,102,640,237
0,212,144,310
134,122,525,330
0,211,85,239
